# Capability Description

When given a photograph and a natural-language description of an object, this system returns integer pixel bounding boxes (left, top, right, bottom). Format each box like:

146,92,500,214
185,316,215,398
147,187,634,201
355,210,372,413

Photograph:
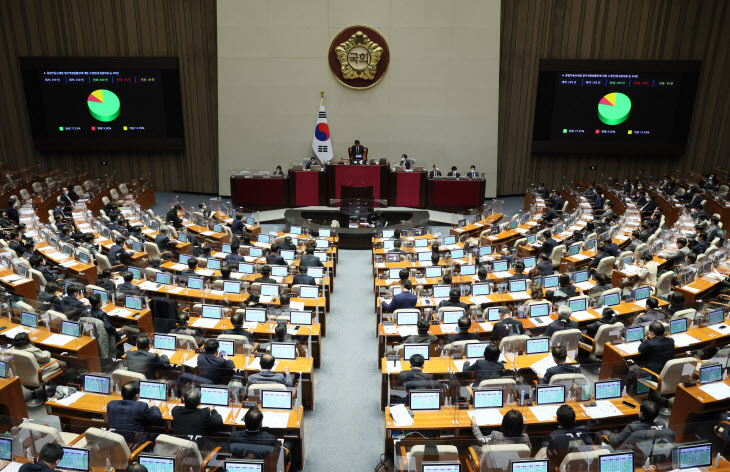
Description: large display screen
19,57,184,151
532,60,701,154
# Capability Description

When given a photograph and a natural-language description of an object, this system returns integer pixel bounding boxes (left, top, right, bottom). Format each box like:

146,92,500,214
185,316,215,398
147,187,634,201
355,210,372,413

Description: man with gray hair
492,306,524,342
154,225,172,253
171,386,224,444
544,305,578,338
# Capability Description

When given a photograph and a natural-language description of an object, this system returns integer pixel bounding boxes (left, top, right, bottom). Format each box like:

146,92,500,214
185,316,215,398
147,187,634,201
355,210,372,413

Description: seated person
117,270,142,296
544,305,579,338
666,291,686,315
224,312,254,343
523,285,549,306
224,243,245,263
631,297,665,326
19,443,64,472
170,313,205,346
292,264,316,286
637,321,675,377
470,409,531,455
447,316,479,343
256,265,277,284
265,244,286,265
300,246,323,268
171,386,224,444
543,405,592,451
381,280,417,313
229,407,285,461
126,334,171,379
29,254,59,283
437,288,469,310
87,293,123,343
464,344,506,387
396,353,434,387
108,236,133,266
604,400,664,448
279,236,297,251
532,252,554,277
9,332,51,364
214,264,236,283
508,261,529,280
538,345,579,385
198,339,236,383
492,306,525,342
107,382,163,443
271,293,292,320
476,266,488,281
270,322,306,357
61,284,90,319
588,273,613,300
37,281,63,310
245,353,293,388
180,257,199,277
404,319,438,344
81,233,100,256
585,307,620,339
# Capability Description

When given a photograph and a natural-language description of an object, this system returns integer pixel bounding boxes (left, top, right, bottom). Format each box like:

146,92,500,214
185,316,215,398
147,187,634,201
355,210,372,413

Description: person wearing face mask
7,197,19,225
60,187,74,211
198,201,210,218
429,164,442,179
467,165,478,178
400,154,411,170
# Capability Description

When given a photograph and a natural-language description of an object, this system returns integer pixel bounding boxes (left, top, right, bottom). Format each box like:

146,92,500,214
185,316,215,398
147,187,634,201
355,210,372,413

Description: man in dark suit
155,226,172,253
588,243,611,269
397,353,434,387
126,334,170,379
166,204,183,229
691,231,710,255
8,231,25,256
381,280,418,313
466,165,479,178
538,345,580,384
541,201,559,223
388,239,407,255
107,382,164,442
6,197,19,225
492,306,525,342
292,264,316,286
231,212,245,237
637,321,675,375
447,316,479,343
18,443,65,472
687,189,704,209
279,236,297,251
229,407,278,459
437,288,469,310
542,405,592,450
641,195,658,214
266,244,286,265
605,401,665,448
533,253,554,277
255,265,277,284
224,312,254,343
349,139,366,164
108,237,133,266
399,154,411,170
463,344,506,387
224,243,246,264
544,306,579,338
61,284,90,319
428,164,442,179
197,339,235,383
300,246,323,267
37,282,63,311
447,166,460,178
87,293,122,342
604,237,620,258
171,387,224,443
117,270,142,296
180,258,199,277
508,261,529,281
631,297,666,327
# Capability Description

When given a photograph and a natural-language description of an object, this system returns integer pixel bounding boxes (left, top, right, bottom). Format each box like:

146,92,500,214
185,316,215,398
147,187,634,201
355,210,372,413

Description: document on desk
615,342,641,355
622,265,640,276
699,382,730,400
262,412,290,428
1,461,24,472
1,274,21,283
53,391,86,407
397,326,418,337
529,317,552,327
453,360,468,372
243,322,259,330
168,286,185,294
196,269,215,277
139,281,158,291
3,326,31,339
191,318,220,328
210,290,225,296
478,322,494,332
470,295,491,305
383,325,397,335
509,291,531,300
575,281,594,291
582,400,623,419
389,404,414,427
571,311,596,321
530,355,557,377
418,261,432,267
708,323,730,334
670,333,699,348
259,295,273,304
201,230,215,236
440,325,459,334
467,408,503,426
683,286,701,293
142,228,155,234
60,260,79,268
108,308,133,318
183,355,199,367
43,334,76,347
375,263,386,269
530,405,560,422
212,252,226,259
493,271,512,279
419,297,433,306
572,254,590,261
415,278,429,286
384,360,402,373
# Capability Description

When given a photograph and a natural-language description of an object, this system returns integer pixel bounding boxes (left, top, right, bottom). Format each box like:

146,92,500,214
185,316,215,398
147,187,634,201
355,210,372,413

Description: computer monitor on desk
535,385,565,405
510,459,548,472
0,437,11,461
466,342,491,359
245,308,267,324
670,318,688,335
83,374,111,395
409,389,440,411
526,337,550,355
270,342,297,360
139,380,167,401
139,455,176,472
261,389,293,410
599,453,634,472
422,462,460,472
57,447,90,472
290,311,312,326
396,311,419,326
403,343,430,360
224,459,264,472
200,386,229,407
594,379,622,400
672,443,712,469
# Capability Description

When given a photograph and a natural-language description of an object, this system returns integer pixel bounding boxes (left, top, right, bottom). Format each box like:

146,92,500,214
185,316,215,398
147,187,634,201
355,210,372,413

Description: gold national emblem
335,31,383,80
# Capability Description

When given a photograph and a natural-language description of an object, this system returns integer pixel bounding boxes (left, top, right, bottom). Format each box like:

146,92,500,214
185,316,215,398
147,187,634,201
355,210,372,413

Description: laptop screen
466,342,490,359
522,257,537,268
543,275,559,288
383,240,395,250
201,304,222,319
634,286,651,301
700,364,722,385
178,233,188,243
0,437,11,461
218,340,235,357
299,286,319,299
460,265,476,276
187,277,204,290
271,265,288,277
450,249,464,259
674,444,712,469
93,289,109,305
83,374,111,395
139,456,176,472
624,326,645,343
257,235,270,243
179,254,192,265
443,236,456,245
422,463,460,472
418,251,432,261
409,390,440,411
290,311,312,326
238,263,254,274
403,344,430,361
526,235,537,244
479,245,493,255
223,281,241,294
200,386,229,406
261,390,293,410
249,247,263,258
260,284,279,297
595,379,622,400
603,292,621,307
599,453,634,472
529,303,550,318
125,296,143,310
139,381,167,401
221,243,232,254
709,309,725,326
509,279,527,293
569,244,581,256
526,337,550,355
128,267,142,280
572,270,589,283
415,238,429,248
0,360,7,379
270,342,297,360
586,238,597,250
57,447,90,471
433,285,451,299
536,385,565,405
245,308,267,323
307,267,324,279
472,283,491,296
510,460,548,472
493,260,509,272
224,460,263,472
156,272,172,284
290,226,302,235
486,307,501,322
131,241,143,253
473,388,503,409
153,334,176,351
61,321,81,337
78,252,91,265
281,250,295,261
568,298,587,312
425,266,442,278
246,217,256,225
319,229,331,238
206,259,221,270
20,312,38,328
670,318,687,335
396,311,419,326
382,230,395,238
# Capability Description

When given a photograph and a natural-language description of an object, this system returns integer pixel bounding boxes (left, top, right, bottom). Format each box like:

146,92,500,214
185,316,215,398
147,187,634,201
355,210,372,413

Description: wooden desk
0,269,36,301
36,242,98,285
669,378,730,440
0,377,29,431
0,318,101,372
102,303,154,335
450,214,503,238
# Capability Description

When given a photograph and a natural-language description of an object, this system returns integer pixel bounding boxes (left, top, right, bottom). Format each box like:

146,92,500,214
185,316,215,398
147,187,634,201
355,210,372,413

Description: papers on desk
530,317,552,327
53,391,86,407
515,227,530,234
414,247,431,253
1,274,21,283
683,286,701,294
210,290,225,296
470,295,491,305
290,301,305,311
151,348,177,357
271,276,284,283
375,263,386,269
440,325,459,334
389,404,414,427
633,299,648,309
243,322,259,330
614,235,629,242
572,254,589,261
43,334,76,347
384,360,402,374
262,411,290,428
243,256,258,262
139,281,158,291
60,260,78,268
622,265,640,276
196,269,214,277
142,228,155,234
212,406,232,421
509,291,531,300
582,400,623,419
212,252,226,259
615,342,642,355
575,281,594,291
708,323,730,335
571,311,596,321
201,230,215,236
442,244,461,251
383,325,397,335
168,286,185,294
493,271,512,279
1,461,24,472
699,382,730,400
468,408,504,426
259,295,273,304
416,278,429,285
530,355,557,377
108,307,133,318
670,333,699,348
418,261,432,267
191,318,220,328
526,221,538,226
3,326,31,339
397,326,418,337
183,355,199,367
419,297,433,306
453,360,467,372
478,322,494,332
530,405,560,422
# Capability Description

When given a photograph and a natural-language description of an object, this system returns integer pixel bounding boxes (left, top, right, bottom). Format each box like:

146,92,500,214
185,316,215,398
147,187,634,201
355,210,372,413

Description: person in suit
541,234,559,255
107,382,164,442
265,244,286,265
245,353,293,388
405,319,438,344
588,242,611,269
604,237,620,258
447,166,460,177
224,243,246,264
428,164,442,179
536,182,549,198
198,202,211,219
37,282,63,310
154,226,172,253
117,270,142,296
179,258,199,278
29,255,59,283
541,405,592,450
532,253,553,277
171,387,224,443
126,334,170,379
492,306,525,342
388,239,407,255
600,201,615,222
641,194,658,214
691,231,710,255
447,316,479,343
546,274,580,301
349,140,366,164
108,237,133,266
437,288,469,310
687,188,704,209
231,212,245,237
255,265,277,284
279,236,297,251
463,344,506,387
585,307,620,339
229,407,278,459
61,284,90,319
544,306,579,338
637,321,675,375
59,187,74,209
399,154,411,170
625,230,643,253
470,408,532,455
9,332,52,365
197,339,236,384
98,268,116,293
224,312,254,343
170,313,204,346
508,261,529,281
631,297,666,327
300,246,323,267
6,197,19,225
588,272,613,300
87,293,122,342
604,401,665,448
304,156,318,170
381,280,418,313
665,291,687,316
538,345,581,384
18,443,65,472
466,165,478,178
622,178,632,195
166,204,183,229
634,251,658,289
397,353,433,387
541,201,560,223
292,264,316,286
7,231,24,256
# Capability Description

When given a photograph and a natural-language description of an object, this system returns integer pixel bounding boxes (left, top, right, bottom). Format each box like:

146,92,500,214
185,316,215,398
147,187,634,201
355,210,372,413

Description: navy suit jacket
7,206,19,224
108,244,131,266
197,353,235,383
381,290,418,313
107,399,163,442
231,218,244,236
292,274,316,286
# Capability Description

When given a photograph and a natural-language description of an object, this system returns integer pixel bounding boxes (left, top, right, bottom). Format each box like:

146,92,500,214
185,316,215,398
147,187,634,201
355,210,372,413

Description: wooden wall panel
0,0,217,194
498,0,730,195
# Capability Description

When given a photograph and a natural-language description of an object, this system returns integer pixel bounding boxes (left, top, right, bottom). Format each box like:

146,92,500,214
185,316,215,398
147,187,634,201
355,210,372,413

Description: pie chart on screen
597,92,631,125
87,89,120,122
